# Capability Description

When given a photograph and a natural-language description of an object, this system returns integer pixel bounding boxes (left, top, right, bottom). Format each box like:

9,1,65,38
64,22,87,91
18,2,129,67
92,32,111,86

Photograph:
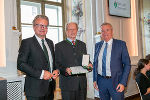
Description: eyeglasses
35,24,48,29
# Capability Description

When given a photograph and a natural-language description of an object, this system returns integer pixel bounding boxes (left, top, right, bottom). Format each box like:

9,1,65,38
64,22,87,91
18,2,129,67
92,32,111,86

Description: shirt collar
35,34,45,42
67,38,76,42
104,38,113,45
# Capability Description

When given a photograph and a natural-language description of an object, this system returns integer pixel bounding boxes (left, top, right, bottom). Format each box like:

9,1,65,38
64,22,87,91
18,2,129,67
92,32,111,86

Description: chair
136,82,143,100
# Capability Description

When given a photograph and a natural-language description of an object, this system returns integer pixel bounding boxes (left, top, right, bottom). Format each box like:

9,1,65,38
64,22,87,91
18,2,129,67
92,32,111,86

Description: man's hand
52,69,59,80
66,68,72,75
145,87,150,95
43,70,53,80
93,81,99,90
116,84,125,92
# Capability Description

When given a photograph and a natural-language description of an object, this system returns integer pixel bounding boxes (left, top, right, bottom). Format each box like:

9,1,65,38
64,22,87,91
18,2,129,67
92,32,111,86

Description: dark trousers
142,93,150,100
27,94,53,100
26,80,55,100
97,75,124,100
61,89,87,100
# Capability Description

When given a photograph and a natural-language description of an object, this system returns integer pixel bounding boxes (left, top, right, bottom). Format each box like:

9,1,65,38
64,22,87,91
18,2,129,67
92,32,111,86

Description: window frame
17,0,66,42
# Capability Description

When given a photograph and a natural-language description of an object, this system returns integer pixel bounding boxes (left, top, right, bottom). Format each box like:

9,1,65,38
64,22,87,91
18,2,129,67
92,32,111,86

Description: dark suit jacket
146,71,150,78
136,73,150,100
93,39,131,88
55,39,87,91
17,36,56,97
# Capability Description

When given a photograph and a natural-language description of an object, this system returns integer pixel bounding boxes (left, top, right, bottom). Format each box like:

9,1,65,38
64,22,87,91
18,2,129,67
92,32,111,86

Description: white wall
85,0,95,98
0,0,6,67
0,0,19,77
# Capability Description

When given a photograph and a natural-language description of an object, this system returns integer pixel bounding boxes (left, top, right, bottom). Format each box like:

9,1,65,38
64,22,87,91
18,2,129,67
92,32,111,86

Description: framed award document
70,54,90,74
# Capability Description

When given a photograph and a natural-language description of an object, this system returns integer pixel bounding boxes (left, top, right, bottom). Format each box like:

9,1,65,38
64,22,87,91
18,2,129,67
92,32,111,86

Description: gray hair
65,22,78,31
101,22,113,29
32,15,49,26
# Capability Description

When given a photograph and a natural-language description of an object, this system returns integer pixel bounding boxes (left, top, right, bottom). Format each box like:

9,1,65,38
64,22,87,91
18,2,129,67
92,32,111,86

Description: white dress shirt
35,34,53,79
98,39,113,76
67,38,76,45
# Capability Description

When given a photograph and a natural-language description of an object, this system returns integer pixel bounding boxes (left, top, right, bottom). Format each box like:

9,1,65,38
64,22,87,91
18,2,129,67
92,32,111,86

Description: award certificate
70,54,90,74
70,66,88,74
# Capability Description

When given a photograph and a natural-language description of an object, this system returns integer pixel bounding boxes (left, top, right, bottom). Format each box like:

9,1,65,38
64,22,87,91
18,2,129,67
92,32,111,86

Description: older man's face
66,23,78,40
101,25,113,42
33,18,48,39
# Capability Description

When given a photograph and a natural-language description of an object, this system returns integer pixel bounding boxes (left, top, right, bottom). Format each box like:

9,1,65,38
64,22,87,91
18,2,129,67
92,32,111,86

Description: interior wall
94,0,143,64
0,0,6,67
0,0,19,77
104,0,140,57
85,0,95,98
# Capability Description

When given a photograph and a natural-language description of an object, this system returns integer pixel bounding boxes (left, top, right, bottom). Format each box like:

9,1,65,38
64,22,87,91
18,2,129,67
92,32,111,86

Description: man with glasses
17,15,59,100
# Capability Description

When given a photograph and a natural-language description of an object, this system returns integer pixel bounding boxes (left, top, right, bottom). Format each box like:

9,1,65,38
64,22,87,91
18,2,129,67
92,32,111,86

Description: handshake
43,69,59,80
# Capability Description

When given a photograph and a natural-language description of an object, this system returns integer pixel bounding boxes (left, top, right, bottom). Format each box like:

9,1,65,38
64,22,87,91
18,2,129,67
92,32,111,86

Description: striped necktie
102,43,108,76
41,39,51,71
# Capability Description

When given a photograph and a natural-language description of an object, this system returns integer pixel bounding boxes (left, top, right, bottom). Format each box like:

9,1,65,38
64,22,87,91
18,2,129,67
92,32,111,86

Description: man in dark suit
17,15,59,100
55,22,93,100
93,22,131,100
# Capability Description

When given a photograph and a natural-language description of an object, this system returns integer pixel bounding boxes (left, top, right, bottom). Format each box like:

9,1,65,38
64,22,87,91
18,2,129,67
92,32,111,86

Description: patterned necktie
41,39,51,71
72,41,75,46
102,43,108,76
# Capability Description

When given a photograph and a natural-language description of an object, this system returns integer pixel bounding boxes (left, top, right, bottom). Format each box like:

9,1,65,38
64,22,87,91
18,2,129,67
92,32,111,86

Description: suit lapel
95,41,104,60
110,39,116,59
94,41,103,75
45,38,54,60
110,39,116,71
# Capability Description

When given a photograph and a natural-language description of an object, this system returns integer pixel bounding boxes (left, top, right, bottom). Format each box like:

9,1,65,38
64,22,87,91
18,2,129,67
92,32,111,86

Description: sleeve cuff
40,70,44,79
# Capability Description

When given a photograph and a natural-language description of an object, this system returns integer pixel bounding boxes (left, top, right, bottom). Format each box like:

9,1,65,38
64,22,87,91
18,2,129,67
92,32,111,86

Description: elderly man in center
55,22,93,100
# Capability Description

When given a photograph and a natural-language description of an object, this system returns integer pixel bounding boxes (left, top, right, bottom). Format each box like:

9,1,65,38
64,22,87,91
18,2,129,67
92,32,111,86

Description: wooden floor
125,94,141,100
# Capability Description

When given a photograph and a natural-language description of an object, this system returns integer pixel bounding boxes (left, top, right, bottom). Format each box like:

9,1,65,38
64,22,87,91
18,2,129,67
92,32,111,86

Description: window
141,0,150,56
46,0,61,3
17,0,65,44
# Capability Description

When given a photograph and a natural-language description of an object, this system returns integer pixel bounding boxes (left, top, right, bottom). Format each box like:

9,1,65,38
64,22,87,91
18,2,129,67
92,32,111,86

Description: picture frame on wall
108,0,131,18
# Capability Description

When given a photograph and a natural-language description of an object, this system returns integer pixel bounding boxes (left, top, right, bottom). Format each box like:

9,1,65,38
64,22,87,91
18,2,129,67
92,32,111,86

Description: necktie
102,43,108,76
41,39,51,72
72,41,75,46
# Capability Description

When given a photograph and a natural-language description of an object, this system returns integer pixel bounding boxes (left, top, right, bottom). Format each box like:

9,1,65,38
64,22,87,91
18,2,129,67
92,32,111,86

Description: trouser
97,75,124,100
